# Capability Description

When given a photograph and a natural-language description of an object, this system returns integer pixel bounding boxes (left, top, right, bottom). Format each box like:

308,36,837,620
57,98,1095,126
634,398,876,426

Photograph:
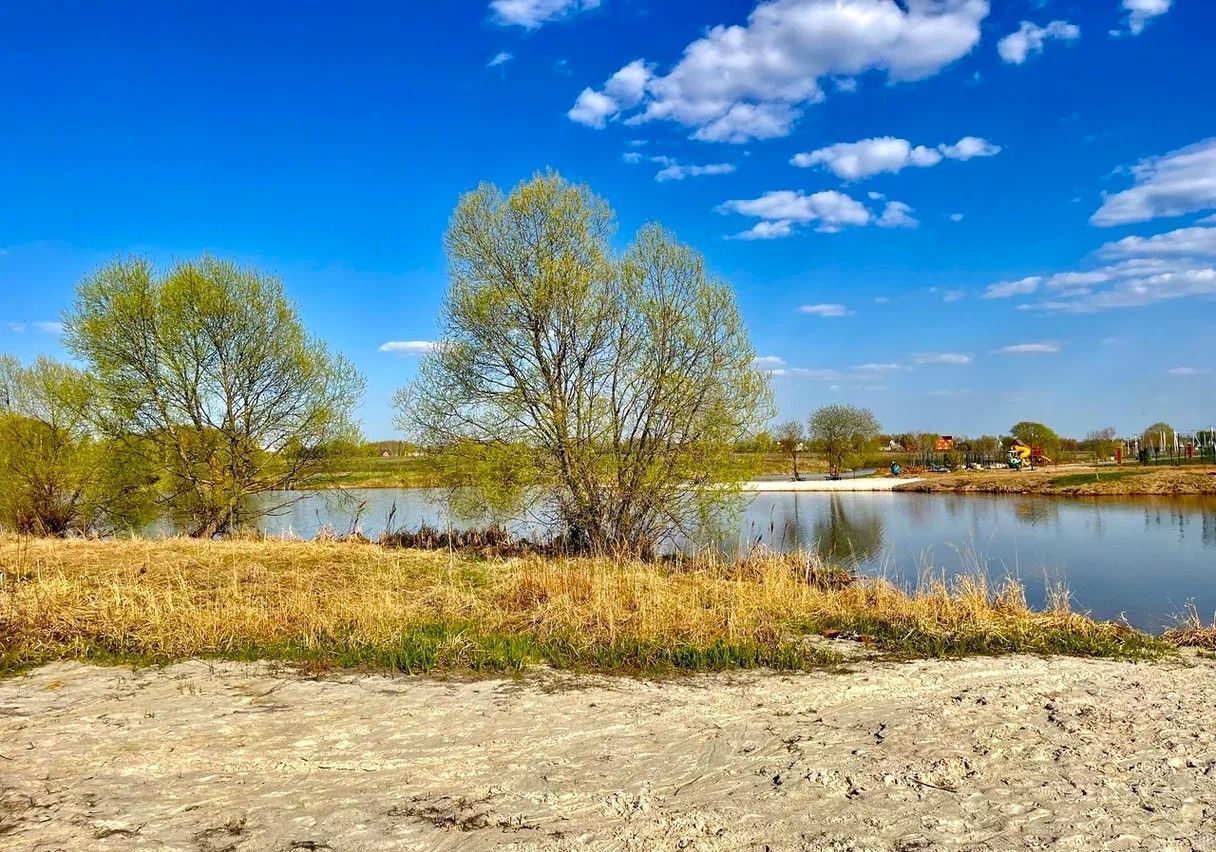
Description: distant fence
881,444,1216,470
1133,444,1216,465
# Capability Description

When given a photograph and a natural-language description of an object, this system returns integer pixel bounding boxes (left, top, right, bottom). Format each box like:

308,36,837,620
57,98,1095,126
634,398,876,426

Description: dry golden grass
1163,605,1216,650
0,535,1165,675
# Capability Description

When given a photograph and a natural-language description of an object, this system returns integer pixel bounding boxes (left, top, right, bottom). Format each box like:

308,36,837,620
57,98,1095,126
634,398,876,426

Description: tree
1010,421,1061,461
0,355,152,534
808,405,881,479
973,435,1002,458
1084,427,1119,459
1140,422,1175,450
775,420,804,480
397,172,771,556
910,431,940,456
64,256,365,537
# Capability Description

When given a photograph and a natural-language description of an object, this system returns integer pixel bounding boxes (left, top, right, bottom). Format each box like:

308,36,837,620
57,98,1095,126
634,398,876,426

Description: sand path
2,655,1214,851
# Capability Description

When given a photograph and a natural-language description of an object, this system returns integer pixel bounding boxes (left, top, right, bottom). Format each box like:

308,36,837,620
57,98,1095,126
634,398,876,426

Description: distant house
380,450,392,459
935,435,955,451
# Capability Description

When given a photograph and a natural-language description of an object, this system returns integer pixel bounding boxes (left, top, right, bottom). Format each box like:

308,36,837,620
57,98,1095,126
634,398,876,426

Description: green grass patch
1049,469,1155,488
787,614,1170,660
0,623,843,678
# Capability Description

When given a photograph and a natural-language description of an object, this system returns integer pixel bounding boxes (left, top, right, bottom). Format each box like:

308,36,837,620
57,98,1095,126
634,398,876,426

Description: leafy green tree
1010,421,1062,461
1140,422,1175,450
0,355,152,534
1084,427,1119,459
64,256,365,537
775,420,804,480
973,435,1003,459
808,405,881,478
397,172,771,556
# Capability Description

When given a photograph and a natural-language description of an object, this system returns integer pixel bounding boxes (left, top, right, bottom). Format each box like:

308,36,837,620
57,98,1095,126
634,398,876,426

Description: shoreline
743,477,920,491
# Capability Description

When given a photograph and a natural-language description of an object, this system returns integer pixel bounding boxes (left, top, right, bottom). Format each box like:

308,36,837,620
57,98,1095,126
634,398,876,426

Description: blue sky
2,0,1214,439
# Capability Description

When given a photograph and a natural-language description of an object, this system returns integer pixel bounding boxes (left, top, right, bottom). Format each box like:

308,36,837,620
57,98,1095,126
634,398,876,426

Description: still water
248,489,1216,631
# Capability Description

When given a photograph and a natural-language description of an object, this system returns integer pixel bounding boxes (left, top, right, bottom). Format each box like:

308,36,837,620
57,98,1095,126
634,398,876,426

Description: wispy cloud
797,303,851,318
983,276,1042,299
4,320,61,335
993,341,1061,355
487,51,514,68
490,0,599,29
624,153,735,182
1167,366,1211,376
379,340,438,355
914,352,972,365
751,355,785,370
1091,137,1216,226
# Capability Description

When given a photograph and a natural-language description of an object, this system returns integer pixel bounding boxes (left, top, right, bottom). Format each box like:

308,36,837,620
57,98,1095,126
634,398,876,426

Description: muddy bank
895,465,1216,496
3,656,1214,850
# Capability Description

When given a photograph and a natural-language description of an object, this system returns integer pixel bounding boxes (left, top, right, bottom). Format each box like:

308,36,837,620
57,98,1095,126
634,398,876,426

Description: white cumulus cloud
1123,0,1171,36
719,189,874,236
567,60,650,128
567,0,989,143
996,20,1080,64
877,200,919,229
490,0,600,29
1091,138,1216,226
791,135,999,180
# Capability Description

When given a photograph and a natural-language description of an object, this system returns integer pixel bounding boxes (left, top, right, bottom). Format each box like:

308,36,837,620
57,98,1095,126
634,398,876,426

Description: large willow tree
398,172,771,555
64,257,365,537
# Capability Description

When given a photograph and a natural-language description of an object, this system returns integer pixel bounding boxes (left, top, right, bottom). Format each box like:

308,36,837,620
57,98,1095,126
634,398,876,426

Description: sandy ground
3,656,1215,852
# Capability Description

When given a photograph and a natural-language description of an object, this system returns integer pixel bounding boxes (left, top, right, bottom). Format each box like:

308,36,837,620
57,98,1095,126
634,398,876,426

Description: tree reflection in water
811,494,886,565
1013,499,1061,527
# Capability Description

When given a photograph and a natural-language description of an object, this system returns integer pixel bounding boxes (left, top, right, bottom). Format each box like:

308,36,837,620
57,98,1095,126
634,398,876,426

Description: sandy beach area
3,655,1214,851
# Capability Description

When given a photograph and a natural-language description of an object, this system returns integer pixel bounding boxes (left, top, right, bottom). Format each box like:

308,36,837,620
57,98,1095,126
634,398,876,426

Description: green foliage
1010,421,1062,460
1083,427,1119,459
63,256,365,536
397,171,772,555
0,355,154,534
1140,421,1175,449
807,405,882,478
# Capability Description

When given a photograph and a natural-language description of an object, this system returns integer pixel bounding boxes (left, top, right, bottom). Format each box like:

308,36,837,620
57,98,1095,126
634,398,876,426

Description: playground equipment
1007,440,1051,469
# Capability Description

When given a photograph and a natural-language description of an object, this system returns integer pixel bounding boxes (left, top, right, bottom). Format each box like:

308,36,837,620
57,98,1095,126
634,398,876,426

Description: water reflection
811,495,885,564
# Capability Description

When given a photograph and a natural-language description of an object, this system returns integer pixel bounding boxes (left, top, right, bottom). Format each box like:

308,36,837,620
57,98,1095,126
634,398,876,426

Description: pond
232,488,1216,632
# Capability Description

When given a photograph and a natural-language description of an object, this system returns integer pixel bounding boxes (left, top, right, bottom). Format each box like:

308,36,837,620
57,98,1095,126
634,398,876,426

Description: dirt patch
3,656,1215,850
